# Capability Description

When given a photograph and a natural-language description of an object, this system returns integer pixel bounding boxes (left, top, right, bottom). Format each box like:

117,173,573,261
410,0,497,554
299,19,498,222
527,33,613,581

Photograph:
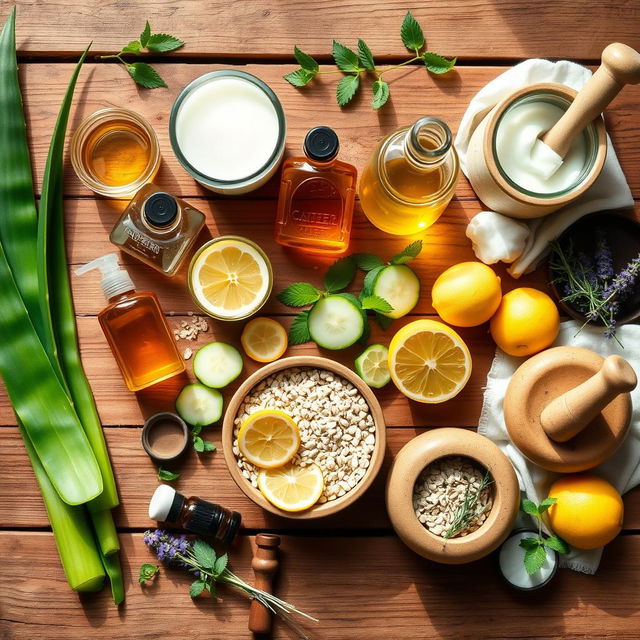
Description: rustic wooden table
1,1,639,638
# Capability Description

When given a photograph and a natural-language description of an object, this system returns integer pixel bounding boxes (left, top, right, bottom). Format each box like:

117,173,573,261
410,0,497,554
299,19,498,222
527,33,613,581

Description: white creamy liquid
495,100,588,194
175,76,280,182
499,531,557,589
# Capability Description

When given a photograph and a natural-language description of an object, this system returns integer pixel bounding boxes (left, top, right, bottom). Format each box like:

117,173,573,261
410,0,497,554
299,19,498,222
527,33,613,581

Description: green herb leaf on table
138,563,159,584
423,52,457,74
324,256,357,292
278,282,322,307
157,467,180,482
521,498,540,517
524,544,547,575
372,79,390,110
140,20,151,48
538,497,557,514
192,539,217,569
544,535,570,554
213,553,228,577
189,579,206,598
284,68,316,87
336,74,360,106
203,440,216,453
193,436,205,452
145,33,185,53
353,253,385,271
126,62,167,89
209,582,217,598
358,39,376,71
191,424,202,436
332,40,360,72
390,240,423,264
400,11,425,51
289,310,312,345
294,45,319,72
362,265,384,296
121,40,142,54
360,295,393,314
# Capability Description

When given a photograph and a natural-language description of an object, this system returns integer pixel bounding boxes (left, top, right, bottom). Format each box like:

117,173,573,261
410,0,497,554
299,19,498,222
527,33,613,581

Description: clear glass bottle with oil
274,126,357,255
75,254,184,392
110,184,206,276
359,117,459,236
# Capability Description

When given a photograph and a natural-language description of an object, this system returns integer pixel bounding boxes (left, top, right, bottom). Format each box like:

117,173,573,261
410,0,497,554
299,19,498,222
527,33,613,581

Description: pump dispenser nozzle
75,253,135,301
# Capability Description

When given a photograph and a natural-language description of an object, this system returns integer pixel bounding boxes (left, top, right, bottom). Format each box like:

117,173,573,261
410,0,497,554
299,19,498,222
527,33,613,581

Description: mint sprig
519,497,570,575
191,424,216,454
284,12,456,110
138,563,159,585
157,467,180,482
101,21,184,89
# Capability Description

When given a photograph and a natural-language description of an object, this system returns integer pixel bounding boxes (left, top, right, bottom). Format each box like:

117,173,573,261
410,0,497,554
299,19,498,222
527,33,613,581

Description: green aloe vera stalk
102,552,125,605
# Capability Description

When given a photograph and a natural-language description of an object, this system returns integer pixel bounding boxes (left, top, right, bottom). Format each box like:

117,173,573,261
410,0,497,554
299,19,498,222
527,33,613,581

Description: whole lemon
547,474,623,550
489,287,559,356
432,262,502,327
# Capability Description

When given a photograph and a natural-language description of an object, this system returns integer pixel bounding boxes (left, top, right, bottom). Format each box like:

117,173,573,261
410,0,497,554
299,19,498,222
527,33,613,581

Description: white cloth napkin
454,59,634,278
478,321,640,574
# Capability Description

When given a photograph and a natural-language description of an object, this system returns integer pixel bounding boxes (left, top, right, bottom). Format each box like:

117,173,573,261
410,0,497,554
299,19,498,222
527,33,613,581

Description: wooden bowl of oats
222,356,386,519
386,428,519,564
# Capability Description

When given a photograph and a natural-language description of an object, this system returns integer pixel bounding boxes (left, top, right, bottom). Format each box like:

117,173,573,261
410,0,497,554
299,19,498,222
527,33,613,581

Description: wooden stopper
542,43,640,158
248,533,281,635
541,355,637,443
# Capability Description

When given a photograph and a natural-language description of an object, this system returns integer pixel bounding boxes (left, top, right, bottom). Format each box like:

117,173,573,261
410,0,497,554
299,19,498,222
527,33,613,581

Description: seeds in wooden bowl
412,455,493,539
233,367,376,503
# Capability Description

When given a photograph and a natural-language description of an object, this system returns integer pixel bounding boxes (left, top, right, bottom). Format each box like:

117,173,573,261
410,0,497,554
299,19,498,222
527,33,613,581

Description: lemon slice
258,463,324,512
241,317,288,363
238,409,300,469
388,319,472,404
190,237,272,319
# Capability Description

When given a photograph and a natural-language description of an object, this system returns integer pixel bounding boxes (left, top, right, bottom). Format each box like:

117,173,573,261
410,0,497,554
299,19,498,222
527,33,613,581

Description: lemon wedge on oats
238,409,300,469
241,317,288,363
258,463,324,512
189,237,271,319
388,319,472,404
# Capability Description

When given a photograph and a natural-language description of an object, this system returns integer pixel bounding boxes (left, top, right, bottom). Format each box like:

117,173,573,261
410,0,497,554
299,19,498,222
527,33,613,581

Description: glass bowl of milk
170,70,286,195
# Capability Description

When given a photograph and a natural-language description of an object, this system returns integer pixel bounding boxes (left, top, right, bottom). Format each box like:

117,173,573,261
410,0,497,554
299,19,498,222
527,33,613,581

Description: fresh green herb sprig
138,563,159,584
284,12,456,109
443,470,493,539
157,467,180,482
191,424,216,454
519,497,570,574
101,21,184,88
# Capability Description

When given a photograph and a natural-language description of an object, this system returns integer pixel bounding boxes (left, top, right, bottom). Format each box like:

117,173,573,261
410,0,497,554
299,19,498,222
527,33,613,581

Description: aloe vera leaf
102,551,126,605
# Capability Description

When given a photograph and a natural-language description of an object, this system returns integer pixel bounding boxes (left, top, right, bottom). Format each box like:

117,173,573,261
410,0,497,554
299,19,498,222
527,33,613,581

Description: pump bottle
75,254,185,391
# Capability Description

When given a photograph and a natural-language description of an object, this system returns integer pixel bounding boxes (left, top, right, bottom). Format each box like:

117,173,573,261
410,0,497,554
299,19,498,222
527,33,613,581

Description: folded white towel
455,59,634,278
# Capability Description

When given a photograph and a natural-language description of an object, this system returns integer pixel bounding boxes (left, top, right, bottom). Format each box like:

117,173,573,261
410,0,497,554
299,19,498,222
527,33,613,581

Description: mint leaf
278,282,321,307
521,498,540,518
400,12,425,51
157,467,180,482
146,33,185,53
193,436,205,452
336,292,362,308
332,40,360,72
362,265,384,296
126,62,167,89
336,74,360,106
203,440,216,453
289,310,311,345
390,240,423,264
357,39,375,71
294,46,319,72
284,68,316,87
324,256,357,292
372,79,390,110
353,253,385,271
518,536,542,551
138,563,159,584
213,553,228,576
121,40,142,54
423,52,456,74
544,535,570,554
524,545,547,575
361,295,393,314
376,312,394,330
189,579,206,598
191,424,202,437
192,539,217,569
538,497,557,514
140,21,151,48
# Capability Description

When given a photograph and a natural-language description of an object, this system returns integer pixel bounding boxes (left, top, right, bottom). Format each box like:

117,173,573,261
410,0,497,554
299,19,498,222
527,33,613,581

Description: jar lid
144,192,178,227
304,126,339,162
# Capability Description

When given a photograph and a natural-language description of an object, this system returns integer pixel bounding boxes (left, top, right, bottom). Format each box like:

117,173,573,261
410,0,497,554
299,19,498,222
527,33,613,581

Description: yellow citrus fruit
547,474,623,550
432,261,502,327
388,319,472,403
489,287,559,356
189,237,271,319
237,409,300,469
241,317,288,363
258,463,324,512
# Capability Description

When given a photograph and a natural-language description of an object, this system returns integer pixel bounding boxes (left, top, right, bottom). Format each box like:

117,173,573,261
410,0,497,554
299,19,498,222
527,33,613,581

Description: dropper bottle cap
75,253,135,300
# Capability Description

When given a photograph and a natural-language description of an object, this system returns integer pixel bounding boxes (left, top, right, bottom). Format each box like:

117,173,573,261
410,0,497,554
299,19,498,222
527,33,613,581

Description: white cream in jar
495,100,587,194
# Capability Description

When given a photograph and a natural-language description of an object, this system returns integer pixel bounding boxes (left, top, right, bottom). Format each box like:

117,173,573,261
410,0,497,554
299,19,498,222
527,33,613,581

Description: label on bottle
126,227,161,255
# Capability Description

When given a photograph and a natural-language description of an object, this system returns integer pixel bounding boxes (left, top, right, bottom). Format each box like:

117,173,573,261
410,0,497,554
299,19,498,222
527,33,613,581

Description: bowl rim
221,355,386,519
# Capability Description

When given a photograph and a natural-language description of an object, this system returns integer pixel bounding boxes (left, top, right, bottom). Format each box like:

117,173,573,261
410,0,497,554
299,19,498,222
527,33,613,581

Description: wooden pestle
541,355,637,443
248,533,281,635
541,43,640,159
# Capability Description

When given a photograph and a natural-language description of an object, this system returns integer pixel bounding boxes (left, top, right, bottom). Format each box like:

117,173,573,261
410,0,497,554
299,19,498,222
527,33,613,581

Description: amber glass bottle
275,126,357,255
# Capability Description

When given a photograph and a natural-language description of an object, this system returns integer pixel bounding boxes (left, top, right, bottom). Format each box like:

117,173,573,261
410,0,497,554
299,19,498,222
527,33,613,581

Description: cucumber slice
193,342,243,388
308,295,364,350
355,344,391,388
372,265,420,319
176,383,223,426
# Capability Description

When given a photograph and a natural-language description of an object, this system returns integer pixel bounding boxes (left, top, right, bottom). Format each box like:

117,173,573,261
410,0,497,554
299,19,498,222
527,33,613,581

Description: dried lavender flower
595,228,614,283
603,255,640,305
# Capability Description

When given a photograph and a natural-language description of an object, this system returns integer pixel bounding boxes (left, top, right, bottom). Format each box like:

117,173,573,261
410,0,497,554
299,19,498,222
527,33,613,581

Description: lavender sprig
602,255,640,306
142,530,318,639
595,228,614,284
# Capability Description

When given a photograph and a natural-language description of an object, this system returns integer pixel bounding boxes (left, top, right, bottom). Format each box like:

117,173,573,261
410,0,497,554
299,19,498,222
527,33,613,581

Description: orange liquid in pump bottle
75,254,185,391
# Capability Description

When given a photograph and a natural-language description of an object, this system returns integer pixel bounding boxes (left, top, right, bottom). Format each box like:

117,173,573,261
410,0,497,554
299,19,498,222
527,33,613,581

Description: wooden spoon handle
542,43,640,158
248,533,281,635
541,355,637,442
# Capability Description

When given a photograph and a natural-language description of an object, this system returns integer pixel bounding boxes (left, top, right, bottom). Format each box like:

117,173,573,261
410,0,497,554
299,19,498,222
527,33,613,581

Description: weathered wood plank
18,64,640,199
2,426,639,531
1,531,639,639
9,1,640,61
